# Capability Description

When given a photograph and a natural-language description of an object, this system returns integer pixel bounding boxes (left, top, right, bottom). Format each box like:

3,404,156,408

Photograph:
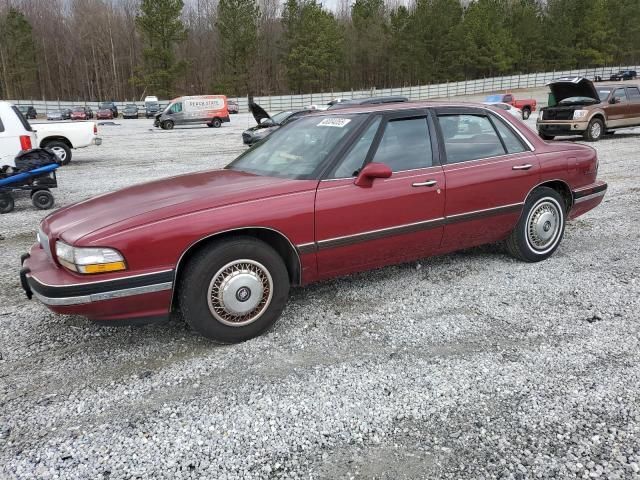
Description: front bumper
537,120,589,135
20,244,173,321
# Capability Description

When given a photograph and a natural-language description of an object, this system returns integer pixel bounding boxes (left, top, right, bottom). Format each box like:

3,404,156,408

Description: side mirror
354,162,392,188
610,97,620,104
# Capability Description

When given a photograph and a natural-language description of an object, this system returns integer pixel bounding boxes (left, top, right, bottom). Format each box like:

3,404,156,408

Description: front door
607,88,629,127
434,108,541,250
315,111,446,279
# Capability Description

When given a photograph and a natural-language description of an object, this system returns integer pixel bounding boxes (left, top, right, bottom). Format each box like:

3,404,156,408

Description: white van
0,101,36,167
155,95,230,129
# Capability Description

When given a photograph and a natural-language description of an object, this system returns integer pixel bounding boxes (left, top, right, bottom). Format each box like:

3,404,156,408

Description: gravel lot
1,109,640,480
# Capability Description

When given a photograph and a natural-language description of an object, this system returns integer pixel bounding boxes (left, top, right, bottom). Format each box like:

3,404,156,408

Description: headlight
573,110,588,120
55,240,126,274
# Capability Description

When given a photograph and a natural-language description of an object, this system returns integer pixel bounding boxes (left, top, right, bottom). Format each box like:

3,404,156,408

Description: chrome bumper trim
31,281,173,306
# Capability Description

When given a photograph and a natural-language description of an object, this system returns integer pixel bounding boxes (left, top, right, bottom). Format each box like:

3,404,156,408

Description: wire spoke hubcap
207,260,273,327
527,201,560,250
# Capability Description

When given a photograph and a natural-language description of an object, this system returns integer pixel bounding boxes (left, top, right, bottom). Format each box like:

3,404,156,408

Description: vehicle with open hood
21,101,607,343
241,103,314,145
537,76,640,141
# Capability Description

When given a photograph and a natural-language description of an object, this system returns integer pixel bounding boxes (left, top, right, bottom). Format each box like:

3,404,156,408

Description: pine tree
133,0,187,98
0,8,38,99
215,0,260,96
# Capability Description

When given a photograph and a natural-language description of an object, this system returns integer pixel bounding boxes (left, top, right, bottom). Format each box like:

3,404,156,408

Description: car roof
306,100,501,116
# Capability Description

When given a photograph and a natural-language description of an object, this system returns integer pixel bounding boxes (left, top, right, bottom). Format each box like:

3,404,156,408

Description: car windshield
485,95,503,102
558,96,598,105
597,89,611,101
228,114,364,179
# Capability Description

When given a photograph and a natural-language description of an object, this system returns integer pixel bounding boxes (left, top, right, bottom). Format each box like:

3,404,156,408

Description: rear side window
11,106,32,132
438,114,505,163
492,116,527,154
627,87,640,100
371,117,432,171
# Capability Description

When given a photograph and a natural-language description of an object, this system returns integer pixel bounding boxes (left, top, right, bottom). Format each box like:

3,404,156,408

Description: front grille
544,109,574,121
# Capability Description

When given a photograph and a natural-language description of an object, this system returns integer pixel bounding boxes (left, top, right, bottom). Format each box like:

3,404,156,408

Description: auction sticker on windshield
318,118,351,127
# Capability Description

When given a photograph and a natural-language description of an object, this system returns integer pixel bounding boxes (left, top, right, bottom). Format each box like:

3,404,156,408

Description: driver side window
330,117,381,178
613,89,628,103
170,102,183,114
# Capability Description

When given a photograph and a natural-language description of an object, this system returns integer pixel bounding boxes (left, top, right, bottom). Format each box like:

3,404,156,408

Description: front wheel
178,237,290,343
161,120,174,130
583,118,604,142
506,187,565,262
45,141,72,165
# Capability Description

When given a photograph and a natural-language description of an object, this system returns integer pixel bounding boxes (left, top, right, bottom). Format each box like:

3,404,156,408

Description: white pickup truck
0,101,37,167
31,121,102,164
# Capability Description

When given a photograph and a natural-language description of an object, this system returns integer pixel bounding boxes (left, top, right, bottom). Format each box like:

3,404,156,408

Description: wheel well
535,180,573,211
41,136,73,149
590,113,605,124
171,228,301,309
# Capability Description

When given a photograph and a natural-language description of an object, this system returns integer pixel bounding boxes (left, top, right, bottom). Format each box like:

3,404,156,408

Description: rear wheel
506,187,565,262
178,237,290,343
583,118,604,142
522,107,531,120
31,189,55,210
0,193,14,214
44,140,72,165
210,118,222,128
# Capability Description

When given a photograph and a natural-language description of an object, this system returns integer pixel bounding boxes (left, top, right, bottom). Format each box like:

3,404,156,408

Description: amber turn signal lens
79,262,127,274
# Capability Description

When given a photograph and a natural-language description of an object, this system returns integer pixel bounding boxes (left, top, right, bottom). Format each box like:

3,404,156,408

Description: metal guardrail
7,65,639,116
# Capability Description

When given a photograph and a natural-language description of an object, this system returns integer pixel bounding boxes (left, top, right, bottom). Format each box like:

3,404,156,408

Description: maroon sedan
96,108,114,120
21,102,607,343
70,107,90,120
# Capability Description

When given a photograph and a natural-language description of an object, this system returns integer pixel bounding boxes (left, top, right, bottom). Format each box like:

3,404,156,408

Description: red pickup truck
484,93,537,119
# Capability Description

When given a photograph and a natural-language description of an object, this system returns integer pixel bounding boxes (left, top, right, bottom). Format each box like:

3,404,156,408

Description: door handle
412,180,438,187
512,164,533,170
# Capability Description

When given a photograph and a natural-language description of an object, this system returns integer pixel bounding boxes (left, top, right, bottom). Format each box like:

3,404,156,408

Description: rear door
435,107,540,250
625,86,640,125
314,109,446,278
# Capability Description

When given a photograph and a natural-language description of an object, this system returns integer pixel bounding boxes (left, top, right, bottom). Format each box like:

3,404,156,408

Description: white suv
0,101,36,167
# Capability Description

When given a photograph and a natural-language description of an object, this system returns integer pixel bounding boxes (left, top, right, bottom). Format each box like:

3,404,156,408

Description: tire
0,193,14,214
178,237,290,343
44,140,72,165
506,187,565,263
583,118,604,142
162,120,174,130
31,189,55,210
539,132,555,141
522,107,531,120
211,118,222,128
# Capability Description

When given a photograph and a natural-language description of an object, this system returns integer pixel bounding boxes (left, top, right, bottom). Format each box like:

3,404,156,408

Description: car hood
42,169,317,245
547,77,599,103
249,102,270,124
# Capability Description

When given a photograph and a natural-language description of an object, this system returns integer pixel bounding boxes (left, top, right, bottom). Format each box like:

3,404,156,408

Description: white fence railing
7,65,639,116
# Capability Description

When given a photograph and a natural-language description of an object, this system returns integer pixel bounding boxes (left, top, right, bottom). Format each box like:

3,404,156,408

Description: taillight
20,135,32,150
93,123,97,135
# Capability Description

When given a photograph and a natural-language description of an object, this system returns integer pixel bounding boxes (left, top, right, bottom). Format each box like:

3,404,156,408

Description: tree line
1,0,639,101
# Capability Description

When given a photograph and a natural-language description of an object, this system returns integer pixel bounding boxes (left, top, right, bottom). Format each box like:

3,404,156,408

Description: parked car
609,70,637,81
484,93,537,119
99,101,118,118
537,76,640,141
31,121,102,164
61,108,72,120
327,96,408,110
70,107,91,121
122,104,139,119
155,95,229,129
96,107,114,120
0,101,36,167
228,100,239,114
242,103,315,145
483,102,523,118
47,110,65,121
144,96,160,118
20,101,607,343
17,105,38,119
